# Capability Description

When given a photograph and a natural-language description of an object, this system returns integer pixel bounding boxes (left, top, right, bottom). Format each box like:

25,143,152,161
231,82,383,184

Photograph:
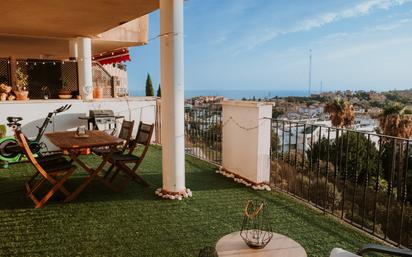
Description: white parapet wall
221,101,272,185
0,97,157,151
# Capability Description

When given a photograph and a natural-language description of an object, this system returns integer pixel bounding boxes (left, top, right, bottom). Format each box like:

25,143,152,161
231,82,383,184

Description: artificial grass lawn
0,146,378,257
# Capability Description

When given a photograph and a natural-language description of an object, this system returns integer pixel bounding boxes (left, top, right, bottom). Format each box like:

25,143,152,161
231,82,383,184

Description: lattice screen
16,60,78,99
61,62,79,93
0,58,10,85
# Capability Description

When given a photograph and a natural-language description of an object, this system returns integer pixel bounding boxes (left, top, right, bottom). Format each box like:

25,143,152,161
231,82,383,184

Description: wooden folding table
46,130,124,202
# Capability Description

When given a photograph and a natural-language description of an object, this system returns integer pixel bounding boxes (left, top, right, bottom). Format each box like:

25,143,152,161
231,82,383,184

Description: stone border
215,168,271,191
155,188,192,200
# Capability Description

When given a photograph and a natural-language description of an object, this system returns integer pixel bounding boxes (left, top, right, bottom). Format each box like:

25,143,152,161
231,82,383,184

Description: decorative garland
155,188,192,200
215,168,271,191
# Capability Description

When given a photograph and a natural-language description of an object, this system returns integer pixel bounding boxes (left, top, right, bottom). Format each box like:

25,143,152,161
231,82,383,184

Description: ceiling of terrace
0,0,158,38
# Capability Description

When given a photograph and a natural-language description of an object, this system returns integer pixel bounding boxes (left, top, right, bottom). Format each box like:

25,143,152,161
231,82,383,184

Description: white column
69,39,78,60
77,37,93,100
160,0,186,194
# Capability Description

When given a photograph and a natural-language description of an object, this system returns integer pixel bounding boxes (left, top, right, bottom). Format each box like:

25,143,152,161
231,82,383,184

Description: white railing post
220,101,272,188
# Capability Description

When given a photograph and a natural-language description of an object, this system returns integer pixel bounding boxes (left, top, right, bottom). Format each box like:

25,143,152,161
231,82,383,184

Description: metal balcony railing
271,119,412,248
184,105,222,164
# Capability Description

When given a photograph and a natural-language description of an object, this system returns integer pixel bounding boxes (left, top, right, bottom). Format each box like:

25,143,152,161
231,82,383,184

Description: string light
148,32,180,42
219,116,272,131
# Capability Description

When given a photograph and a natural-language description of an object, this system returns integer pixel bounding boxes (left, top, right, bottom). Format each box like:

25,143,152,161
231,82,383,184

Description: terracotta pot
14,91,29,100
93,87,104,99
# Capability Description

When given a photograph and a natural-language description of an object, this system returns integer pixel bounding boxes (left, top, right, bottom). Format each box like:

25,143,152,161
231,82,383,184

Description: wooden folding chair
92,120,134,156
15,130,76,208
104,122,154,190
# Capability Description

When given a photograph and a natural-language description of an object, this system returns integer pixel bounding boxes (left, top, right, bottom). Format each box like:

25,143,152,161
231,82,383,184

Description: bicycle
0,104,71,164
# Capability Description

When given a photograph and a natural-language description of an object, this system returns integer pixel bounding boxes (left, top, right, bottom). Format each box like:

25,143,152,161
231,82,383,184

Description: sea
129,89,309,99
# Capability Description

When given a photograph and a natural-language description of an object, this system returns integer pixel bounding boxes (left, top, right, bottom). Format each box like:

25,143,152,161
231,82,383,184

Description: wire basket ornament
240,199,273,249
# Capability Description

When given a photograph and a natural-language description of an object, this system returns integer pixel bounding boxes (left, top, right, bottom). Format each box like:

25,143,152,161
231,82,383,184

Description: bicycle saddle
7,117,23,123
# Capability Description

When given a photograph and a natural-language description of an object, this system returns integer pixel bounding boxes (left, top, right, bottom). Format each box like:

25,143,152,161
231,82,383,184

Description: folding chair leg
35,168,75,208
130,164,149,187
27,171,40,185
27,177,47,196
117,162,149,187
109,168,120,183
103,164,115,180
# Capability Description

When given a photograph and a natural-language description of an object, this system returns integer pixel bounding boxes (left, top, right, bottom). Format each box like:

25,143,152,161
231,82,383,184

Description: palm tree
379,101,412,202
324,98,354,128
379,101,412,138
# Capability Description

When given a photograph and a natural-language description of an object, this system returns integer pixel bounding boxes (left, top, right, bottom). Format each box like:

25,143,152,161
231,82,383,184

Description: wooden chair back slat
128,122,154,155
118,120,134,152
15,131,51,179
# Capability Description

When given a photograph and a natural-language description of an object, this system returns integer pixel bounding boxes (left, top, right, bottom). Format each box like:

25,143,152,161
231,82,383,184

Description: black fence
184,105,222,164
271,119,412,248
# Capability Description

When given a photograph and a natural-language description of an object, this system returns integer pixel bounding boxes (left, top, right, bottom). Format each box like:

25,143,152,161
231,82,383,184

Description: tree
379,101,412,138
307,132,381,184
324,98,354,128
145,73,154,96
378,101,412,199
157,84,161,97
272,108,284,119
271,131,281,156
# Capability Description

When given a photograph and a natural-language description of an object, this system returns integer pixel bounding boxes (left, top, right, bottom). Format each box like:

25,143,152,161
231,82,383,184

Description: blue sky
128,0,412,93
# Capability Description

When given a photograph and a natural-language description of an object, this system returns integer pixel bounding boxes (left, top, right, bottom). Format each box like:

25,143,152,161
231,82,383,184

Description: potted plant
0,83,11,101
14,68,29,100
59,79,72,99
93,81,104,99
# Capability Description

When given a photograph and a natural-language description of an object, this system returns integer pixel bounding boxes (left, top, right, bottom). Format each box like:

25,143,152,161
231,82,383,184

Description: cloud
368,18,411,31
324,36,412,60
293,0,409,32
240,0,410,52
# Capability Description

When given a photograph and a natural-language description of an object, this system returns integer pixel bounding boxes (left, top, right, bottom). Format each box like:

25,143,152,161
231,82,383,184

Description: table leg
64,147,118,202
